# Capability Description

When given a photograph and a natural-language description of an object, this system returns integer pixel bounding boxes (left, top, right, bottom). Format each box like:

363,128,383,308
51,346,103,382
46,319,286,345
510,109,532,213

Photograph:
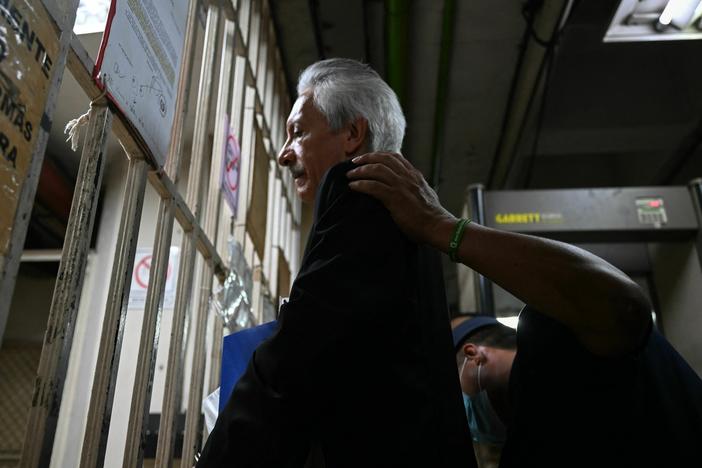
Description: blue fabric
219,320,279,412
462,391,506,446
452,316,500,351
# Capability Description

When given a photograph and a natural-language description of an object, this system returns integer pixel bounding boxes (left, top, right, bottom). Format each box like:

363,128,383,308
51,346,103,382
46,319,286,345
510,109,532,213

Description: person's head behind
453,317,517,397
278,58,406,203
455,324,517,366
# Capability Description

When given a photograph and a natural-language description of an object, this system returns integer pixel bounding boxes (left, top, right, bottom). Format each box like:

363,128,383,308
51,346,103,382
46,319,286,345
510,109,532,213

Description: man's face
277,93,349,203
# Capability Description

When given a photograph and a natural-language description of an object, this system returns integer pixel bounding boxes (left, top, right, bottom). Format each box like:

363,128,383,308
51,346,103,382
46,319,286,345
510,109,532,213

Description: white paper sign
220,114,241,216
94,0,188,166
128,246,180,309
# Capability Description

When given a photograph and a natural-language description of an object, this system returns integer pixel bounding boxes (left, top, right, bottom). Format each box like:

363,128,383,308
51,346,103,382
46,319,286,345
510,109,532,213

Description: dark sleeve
197,161,413,467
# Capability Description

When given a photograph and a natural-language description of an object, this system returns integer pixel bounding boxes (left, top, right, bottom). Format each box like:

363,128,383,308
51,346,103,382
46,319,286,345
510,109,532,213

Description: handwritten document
95,0,188,166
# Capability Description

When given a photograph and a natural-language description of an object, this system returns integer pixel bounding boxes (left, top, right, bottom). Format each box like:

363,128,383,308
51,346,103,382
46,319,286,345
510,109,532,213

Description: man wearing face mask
347,152,702,468
452,316,513,468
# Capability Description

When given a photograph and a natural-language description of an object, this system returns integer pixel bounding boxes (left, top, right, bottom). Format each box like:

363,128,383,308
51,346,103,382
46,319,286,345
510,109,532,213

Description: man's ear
463,343,487,364
342,117,368,156
463,343,479,359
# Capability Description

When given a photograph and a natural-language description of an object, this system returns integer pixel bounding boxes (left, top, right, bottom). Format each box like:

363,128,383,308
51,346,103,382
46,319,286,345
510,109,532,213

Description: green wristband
448,218,470,262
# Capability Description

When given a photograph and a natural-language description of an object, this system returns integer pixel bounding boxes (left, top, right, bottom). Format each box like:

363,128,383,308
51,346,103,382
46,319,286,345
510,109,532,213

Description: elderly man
197,59,476,467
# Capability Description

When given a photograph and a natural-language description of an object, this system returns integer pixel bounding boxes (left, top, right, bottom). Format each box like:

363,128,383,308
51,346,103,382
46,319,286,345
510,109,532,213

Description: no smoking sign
220,114,241,216
128,246,180,309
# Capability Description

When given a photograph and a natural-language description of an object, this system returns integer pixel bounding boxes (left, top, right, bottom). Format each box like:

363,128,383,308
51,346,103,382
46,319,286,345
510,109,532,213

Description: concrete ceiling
271,0,702,312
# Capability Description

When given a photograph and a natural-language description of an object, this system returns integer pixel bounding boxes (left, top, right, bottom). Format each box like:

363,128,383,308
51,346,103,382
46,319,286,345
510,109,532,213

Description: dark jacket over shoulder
197,161,475,468
502,306,702,468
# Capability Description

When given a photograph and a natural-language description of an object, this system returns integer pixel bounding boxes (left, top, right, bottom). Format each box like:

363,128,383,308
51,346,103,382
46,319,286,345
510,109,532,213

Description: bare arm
347,152,651,356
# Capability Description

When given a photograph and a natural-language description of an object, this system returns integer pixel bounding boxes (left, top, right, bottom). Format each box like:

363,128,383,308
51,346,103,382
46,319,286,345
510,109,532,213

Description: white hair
297,58,406,153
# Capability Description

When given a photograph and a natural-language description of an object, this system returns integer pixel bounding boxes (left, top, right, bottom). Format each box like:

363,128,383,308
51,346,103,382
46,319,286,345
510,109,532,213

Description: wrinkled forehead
286,92,314,126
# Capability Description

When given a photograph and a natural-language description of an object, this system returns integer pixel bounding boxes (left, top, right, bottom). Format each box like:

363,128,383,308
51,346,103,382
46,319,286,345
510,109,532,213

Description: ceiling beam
487,0,571,189
429,0,457,190
386,0,410,106
309,0,326,59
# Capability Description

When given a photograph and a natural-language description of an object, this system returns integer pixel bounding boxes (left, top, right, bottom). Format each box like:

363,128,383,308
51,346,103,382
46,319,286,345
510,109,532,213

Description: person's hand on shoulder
347,152,455,248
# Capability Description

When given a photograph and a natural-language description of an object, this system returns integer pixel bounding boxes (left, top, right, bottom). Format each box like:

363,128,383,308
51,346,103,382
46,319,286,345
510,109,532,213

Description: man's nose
278,143,295,167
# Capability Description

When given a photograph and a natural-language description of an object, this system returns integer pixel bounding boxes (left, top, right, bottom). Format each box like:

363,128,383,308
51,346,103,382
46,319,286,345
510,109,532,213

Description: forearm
431,217,626,306
432,217,651,354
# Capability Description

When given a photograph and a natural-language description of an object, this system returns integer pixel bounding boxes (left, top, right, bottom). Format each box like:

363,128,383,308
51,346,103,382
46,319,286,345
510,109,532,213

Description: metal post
263,45,276,127
208,216,229,397
121,192,174,468
230,56,248,143
248,0,262,73
256,12,269,103
234,87,257,245
180,255,210,467
207,315,225,396
467,184,495,315
20,104,113,467
688,178,702,272
207,192,235,397
79,1,199,465
239,0,252,48
267,175,282,294
180,139,231,465
154,12,233,468
79,157,148,468
122,5,221,467
180,144,229,468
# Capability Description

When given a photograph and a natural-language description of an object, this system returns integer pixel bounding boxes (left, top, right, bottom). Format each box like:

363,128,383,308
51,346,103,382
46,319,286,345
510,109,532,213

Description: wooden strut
20,103,113,468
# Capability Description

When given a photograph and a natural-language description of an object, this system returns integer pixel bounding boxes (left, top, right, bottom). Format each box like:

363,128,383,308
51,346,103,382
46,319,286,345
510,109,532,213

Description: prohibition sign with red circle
225,134,240,191
134,254,172,289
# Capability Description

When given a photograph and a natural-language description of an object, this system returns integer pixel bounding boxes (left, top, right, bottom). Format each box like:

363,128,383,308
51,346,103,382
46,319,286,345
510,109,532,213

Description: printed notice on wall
128,246,180,309
0,1,59,256
94,0,188,167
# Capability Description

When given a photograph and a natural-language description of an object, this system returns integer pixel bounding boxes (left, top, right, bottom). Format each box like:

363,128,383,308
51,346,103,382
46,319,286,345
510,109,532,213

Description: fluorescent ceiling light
657,0,701,29
605,0,702,42
659,1,677,25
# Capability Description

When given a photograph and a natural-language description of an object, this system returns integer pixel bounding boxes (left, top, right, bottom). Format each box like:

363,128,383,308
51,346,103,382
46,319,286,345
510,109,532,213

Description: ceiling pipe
385,0,409,107
362,0,372,64
429,0,457,191
487,0,572,189
269,1,296,101
309,0,327,60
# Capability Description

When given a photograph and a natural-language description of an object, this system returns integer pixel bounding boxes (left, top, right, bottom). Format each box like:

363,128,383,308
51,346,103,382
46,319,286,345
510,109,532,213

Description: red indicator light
648,200,661,208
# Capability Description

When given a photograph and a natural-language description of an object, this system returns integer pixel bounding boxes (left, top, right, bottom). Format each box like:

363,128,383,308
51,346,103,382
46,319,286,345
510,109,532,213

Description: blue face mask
462,363,507,446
